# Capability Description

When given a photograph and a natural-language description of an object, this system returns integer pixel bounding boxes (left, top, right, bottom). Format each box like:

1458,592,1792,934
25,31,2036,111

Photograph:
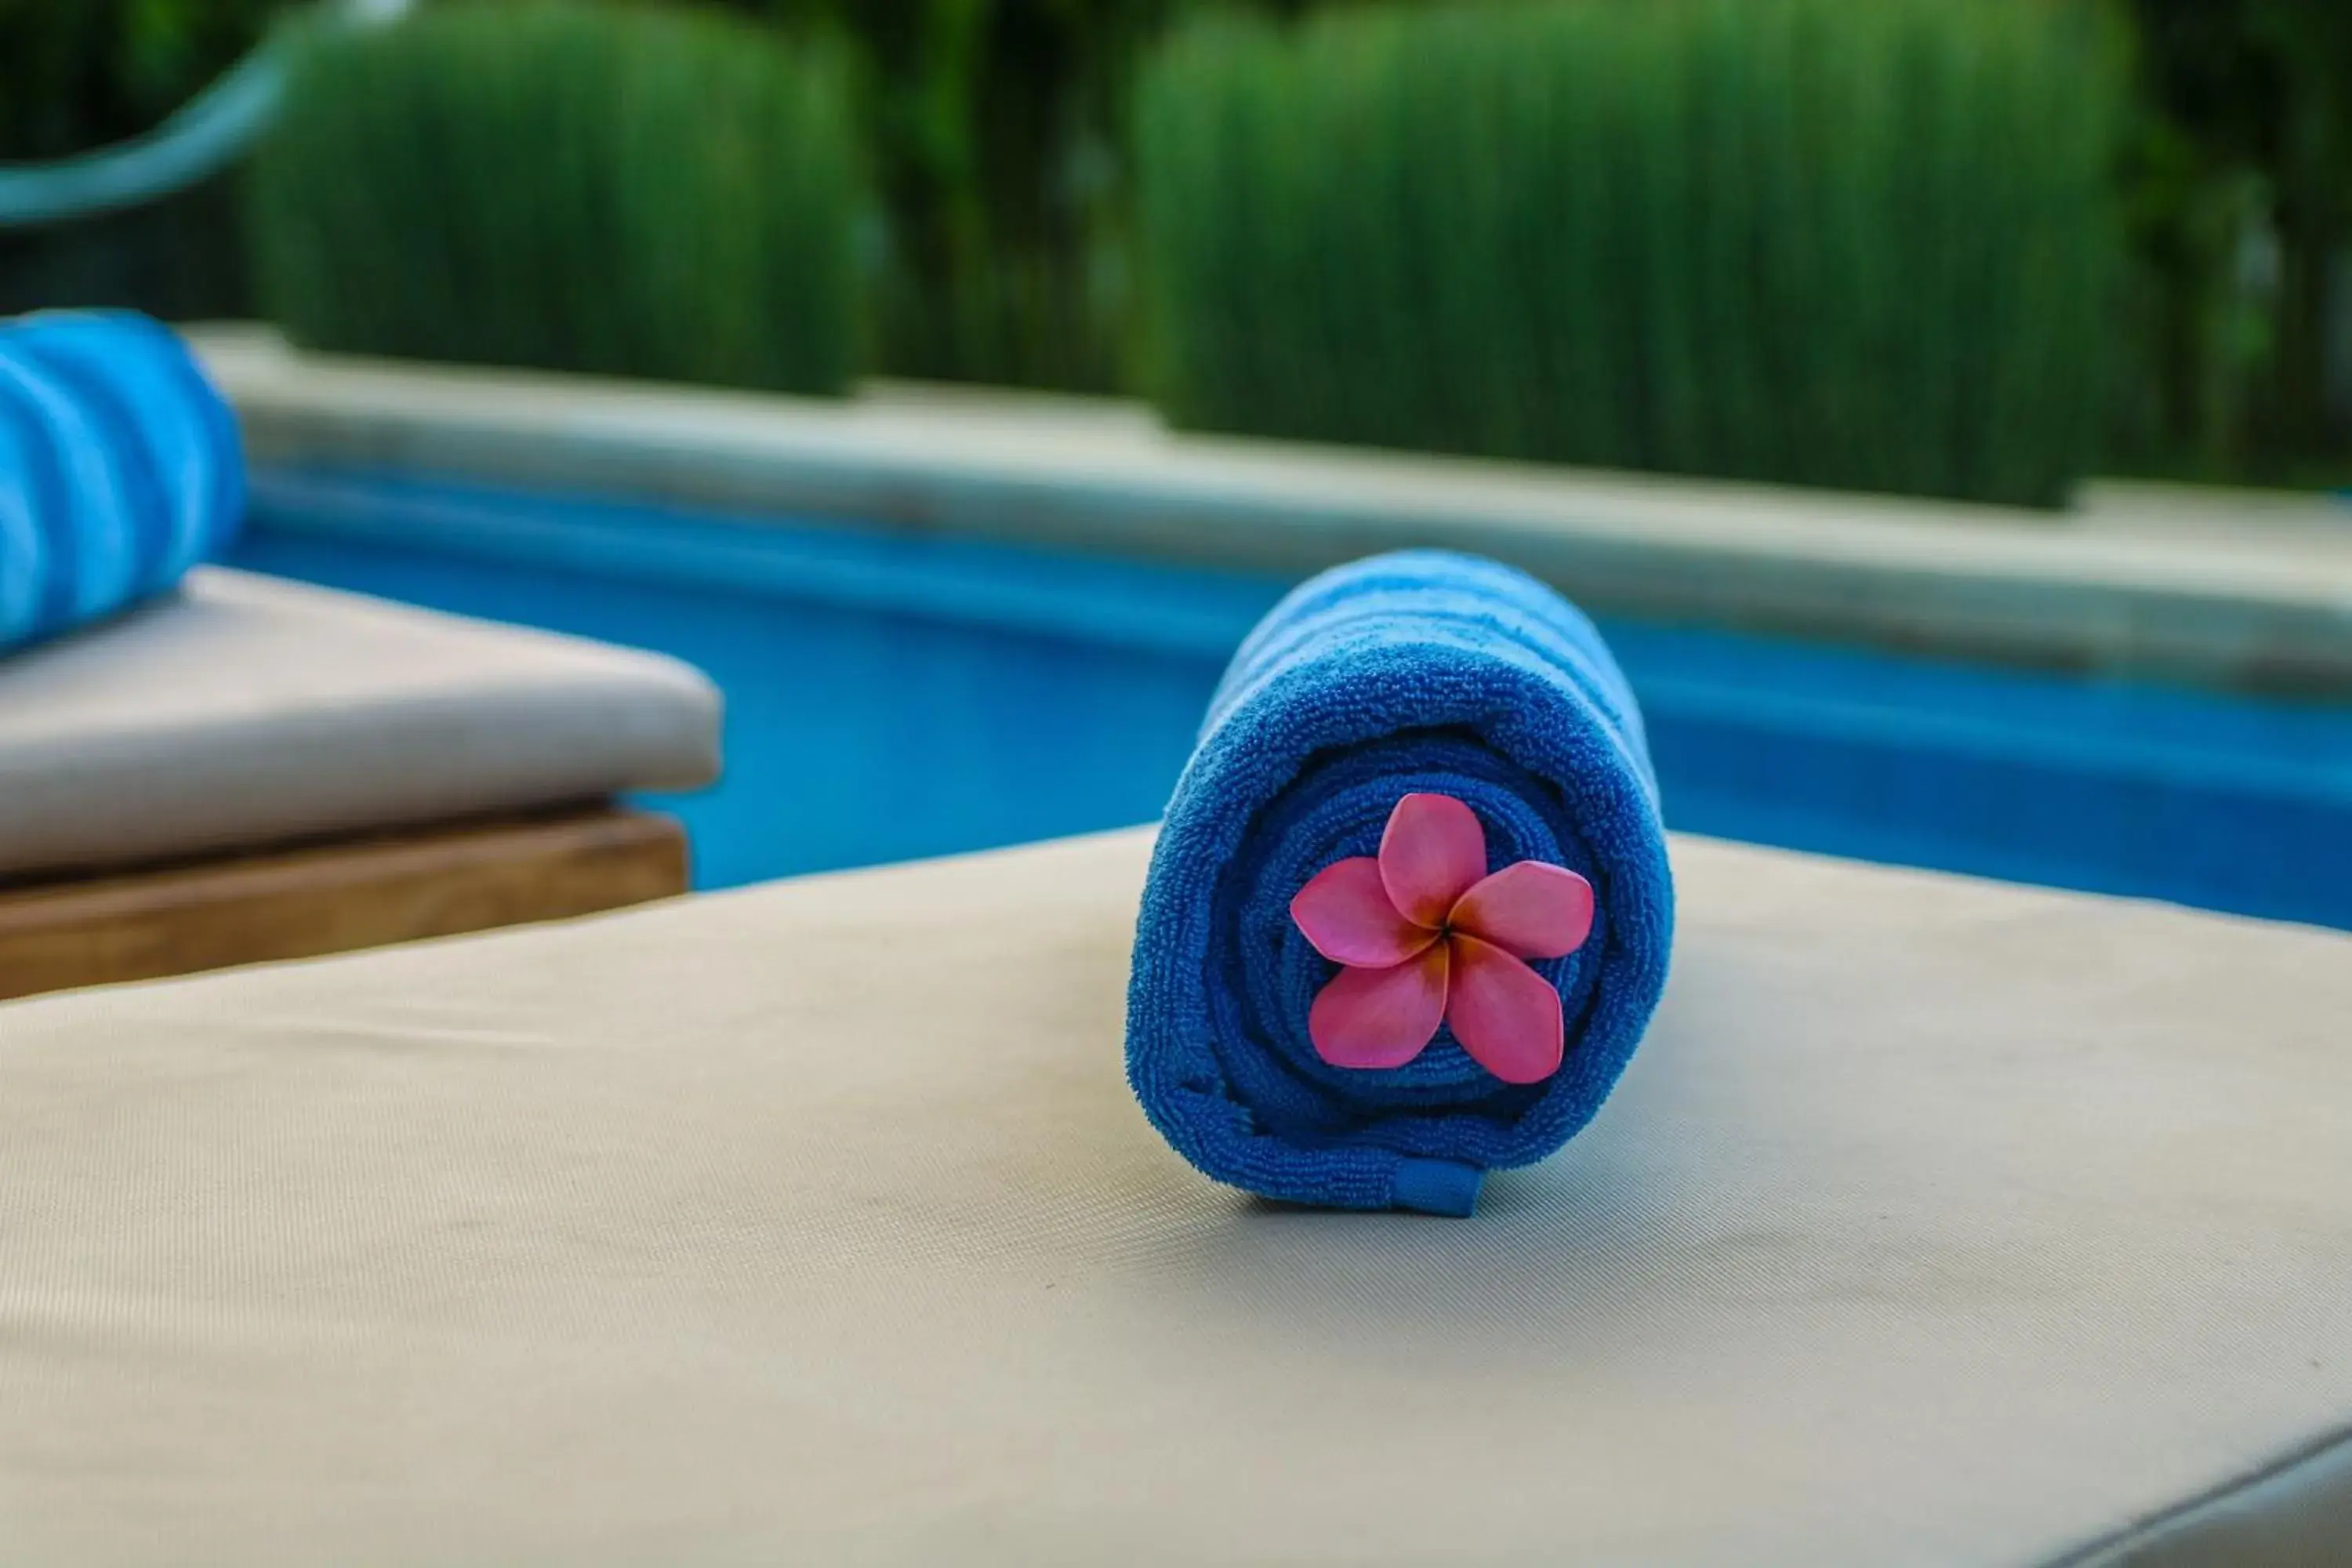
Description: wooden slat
0,808,688,1002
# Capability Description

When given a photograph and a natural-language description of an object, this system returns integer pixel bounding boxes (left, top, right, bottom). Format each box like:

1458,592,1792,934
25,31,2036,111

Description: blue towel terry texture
1127,551,1675,1217
0,311,244,652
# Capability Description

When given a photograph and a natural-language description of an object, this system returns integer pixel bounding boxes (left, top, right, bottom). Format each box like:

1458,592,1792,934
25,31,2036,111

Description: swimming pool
230,467,2352,930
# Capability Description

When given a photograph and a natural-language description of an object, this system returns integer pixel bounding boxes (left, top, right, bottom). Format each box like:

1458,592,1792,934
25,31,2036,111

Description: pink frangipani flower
1289,793,1595,1085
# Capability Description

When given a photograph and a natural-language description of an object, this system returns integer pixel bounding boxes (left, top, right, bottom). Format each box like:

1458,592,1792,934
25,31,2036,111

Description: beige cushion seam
2047,1423,2352,1566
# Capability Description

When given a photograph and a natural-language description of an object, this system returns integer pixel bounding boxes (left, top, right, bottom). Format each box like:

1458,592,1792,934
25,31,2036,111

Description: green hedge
248,2,864,393
1135,0,2123,507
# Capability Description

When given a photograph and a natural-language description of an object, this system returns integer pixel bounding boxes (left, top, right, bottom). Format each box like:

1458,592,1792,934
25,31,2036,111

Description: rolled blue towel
0,311,244,652
1127,550,1675,1217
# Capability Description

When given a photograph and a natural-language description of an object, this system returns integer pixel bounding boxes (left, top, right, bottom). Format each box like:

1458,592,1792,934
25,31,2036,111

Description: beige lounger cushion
0,567,718,878
2,829,2347,1566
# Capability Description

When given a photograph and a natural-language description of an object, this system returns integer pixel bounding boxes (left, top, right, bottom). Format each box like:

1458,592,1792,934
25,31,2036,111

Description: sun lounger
0,565,717,997
1,828,2343,1564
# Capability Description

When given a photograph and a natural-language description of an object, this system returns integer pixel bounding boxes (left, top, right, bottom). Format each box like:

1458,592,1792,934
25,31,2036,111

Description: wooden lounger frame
0,806,687,1003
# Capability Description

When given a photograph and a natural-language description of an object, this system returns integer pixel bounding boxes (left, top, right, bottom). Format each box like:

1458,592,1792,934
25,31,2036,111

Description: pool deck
192,327,2352,696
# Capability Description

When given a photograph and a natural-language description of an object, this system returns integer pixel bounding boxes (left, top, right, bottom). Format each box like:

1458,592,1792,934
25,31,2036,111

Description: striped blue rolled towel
1126,550,1675,1217
0,311,244,652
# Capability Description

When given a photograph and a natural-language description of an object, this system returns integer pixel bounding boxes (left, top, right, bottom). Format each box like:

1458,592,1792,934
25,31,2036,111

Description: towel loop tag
1391,1158,1483,1218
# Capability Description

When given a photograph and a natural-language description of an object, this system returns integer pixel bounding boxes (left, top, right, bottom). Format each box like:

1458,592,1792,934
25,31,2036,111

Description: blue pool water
231,468,2352,930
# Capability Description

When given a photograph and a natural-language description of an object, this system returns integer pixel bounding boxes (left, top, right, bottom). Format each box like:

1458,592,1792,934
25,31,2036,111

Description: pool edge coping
191,327,2352,698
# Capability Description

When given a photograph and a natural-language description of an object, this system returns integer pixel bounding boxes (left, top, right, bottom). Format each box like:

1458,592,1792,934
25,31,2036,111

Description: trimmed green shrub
1134,0,2124,507
249,2,864,393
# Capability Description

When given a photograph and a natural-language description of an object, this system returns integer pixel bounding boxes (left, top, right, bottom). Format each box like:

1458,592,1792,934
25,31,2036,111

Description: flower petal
1291,857,1440,967
1449,860,1595,960
1308,943,1450,1071
1446,935,1564,1084
1378,792,1487,927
